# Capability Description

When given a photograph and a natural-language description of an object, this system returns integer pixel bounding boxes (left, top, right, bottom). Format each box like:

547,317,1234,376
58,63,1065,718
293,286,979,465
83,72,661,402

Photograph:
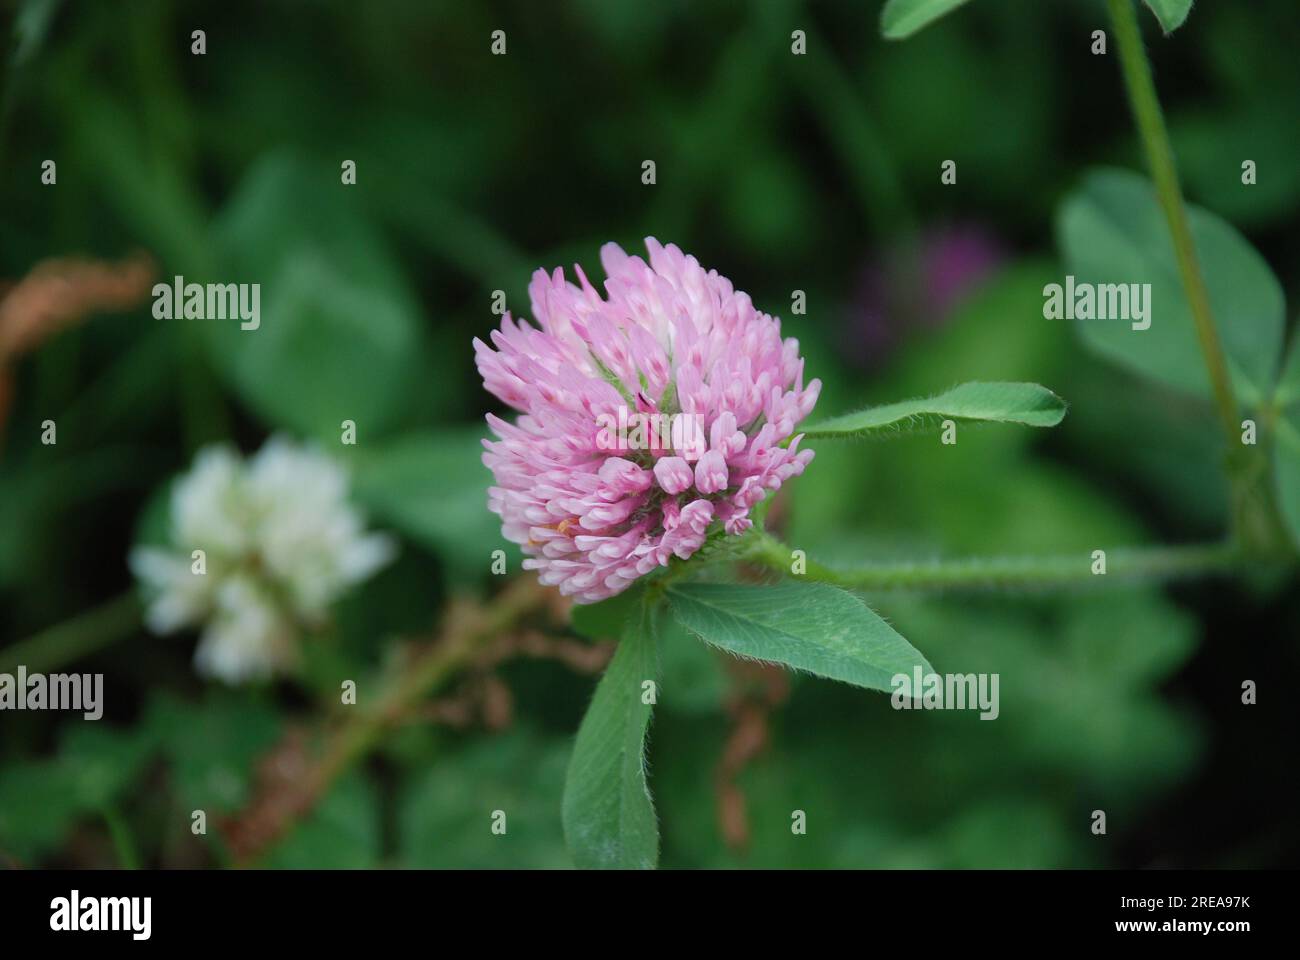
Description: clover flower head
130,437,395,683
475,238,820,604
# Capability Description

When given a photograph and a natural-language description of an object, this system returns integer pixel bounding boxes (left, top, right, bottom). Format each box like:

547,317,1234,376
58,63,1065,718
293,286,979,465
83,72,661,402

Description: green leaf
1276,329,1300,409
0,759,85,862
1057,168,1285,407
207,152,425,440
1274,421,1300,550
1274,334,1300,549
666,581,932,693
144,691,282,814
561,595,659,869
260,774,380,869
880,0,975,39
800,381,1065,440
399,728,570,869
1142,0,1194,34
0,723,156,863
1172,105,1300,230
350,429,520,580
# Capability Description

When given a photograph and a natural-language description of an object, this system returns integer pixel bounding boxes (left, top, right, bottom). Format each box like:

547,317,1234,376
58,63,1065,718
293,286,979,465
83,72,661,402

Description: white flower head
130,436,396,683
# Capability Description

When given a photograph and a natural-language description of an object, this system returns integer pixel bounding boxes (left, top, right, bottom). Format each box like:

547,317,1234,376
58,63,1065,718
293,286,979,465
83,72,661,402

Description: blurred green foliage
1,0,1297,869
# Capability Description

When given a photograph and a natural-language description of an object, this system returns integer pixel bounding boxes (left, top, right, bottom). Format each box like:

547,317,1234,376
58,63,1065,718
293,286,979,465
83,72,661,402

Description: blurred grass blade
561,595,660,869
800,381,1065,440
0,592,140,674
881,0,975,39
12,0,64,67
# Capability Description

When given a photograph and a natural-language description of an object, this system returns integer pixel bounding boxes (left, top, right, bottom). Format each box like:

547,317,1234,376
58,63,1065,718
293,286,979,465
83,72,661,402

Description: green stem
102,805,141,870
1,592,142,674
1106,0,1292,558
745,531,1239,591
1106,0,1238,443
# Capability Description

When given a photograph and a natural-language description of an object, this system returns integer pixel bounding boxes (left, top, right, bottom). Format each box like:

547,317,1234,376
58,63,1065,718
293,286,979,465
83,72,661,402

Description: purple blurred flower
847,224,1004,368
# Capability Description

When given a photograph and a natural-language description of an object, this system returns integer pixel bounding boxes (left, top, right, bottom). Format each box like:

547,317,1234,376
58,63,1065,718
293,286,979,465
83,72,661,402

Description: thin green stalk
745,530,1239,591
102,805,141,870
1106,0,1293,558
1,592,142,674
1106,0,1238,443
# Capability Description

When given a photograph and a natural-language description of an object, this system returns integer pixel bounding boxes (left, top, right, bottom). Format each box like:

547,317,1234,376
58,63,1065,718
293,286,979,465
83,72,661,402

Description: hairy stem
1106,0,1238,441
745,531,1240,591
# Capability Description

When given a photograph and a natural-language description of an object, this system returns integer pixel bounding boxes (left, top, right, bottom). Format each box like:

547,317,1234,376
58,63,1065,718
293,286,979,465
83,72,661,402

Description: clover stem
1105,0,1295,559
224,577,550,865
744,530,1240,591
1105,2,1238,450
102,804,142,870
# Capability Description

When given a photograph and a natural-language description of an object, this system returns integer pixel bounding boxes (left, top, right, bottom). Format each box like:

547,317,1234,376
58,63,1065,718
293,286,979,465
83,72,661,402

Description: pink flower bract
475,238,820,603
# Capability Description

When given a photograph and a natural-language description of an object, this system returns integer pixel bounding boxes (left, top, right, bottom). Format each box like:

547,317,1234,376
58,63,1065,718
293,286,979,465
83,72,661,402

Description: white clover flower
130,437,395,683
